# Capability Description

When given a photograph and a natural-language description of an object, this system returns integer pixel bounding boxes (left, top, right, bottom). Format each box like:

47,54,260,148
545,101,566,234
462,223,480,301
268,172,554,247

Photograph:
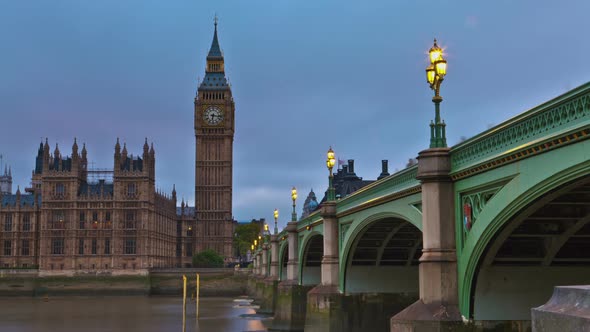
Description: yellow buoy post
182,274,187,332
196,273,200,319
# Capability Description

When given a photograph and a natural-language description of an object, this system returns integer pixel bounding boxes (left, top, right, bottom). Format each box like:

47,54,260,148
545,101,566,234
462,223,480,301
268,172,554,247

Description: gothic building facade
0,22,237,272
0,139,178,273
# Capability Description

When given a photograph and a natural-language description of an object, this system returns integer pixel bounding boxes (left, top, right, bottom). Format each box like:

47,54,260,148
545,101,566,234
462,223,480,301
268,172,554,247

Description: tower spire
207,15,223,60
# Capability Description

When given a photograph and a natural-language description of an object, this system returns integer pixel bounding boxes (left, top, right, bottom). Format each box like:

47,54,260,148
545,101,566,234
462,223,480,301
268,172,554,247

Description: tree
234,222,262,257
192,249,224,268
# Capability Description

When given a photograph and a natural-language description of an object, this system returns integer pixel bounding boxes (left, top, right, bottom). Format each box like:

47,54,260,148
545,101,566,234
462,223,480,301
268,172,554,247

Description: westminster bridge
248,82,590,331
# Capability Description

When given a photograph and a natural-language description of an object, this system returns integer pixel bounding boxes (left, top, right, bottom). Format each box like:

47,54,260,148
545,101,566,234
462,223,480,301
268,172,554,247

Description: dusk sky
1,1,588,229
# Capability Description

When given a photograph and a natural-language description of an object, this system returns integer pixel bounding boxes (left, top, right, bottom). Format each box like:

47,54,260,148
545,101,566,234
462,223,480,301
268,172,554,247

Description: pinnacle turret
81,143,87,159
54,143,60,159
72,138,79,155
143,138,149,156
43,138,49,156
122,143,128,159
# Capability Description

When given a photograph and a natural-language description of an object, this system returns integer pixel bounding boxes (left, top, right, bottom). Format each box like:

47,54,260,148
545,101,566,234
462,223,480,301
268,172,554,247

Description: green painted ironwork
336,165,419,214
278,240,288,281
339,221,352,250
297,229,323,285
451,82,590,173
459,182,507,248
456,140,590,318
337,195,423,292
296,211,322,233
327,174,336,201
430,96,447,148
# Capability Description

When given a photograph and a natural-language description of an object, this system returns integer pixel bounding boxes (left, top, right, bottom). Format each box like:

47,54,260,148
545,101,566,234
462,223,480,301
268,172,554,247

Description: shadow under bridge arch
299,233,323,286
470,175,590,322
343,216,422,294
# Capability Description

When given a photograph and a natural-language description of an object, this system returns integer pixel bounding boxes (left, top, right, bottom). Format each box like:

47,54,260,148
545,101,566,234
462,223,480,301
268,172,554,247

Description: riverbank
0,268,248,297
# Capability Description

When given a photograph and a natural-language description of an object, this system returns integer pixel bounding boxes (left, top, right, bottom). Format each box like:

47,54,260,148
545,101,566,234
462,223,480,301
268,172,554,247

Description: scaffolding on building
87,167,114,184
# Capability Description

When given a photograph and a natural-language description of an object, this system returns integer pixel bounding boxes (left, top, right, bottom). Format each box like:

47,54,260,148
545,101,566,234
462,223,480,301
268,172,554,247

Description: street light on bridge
425,39,448,148
273,208,279,234
291,187,298,222
326,147,336,201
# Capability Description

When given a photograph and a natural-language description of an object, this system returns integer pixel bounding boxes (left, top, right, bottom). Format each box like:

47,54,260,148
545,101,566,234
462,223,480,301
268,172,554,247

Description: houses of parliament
0,22,236,274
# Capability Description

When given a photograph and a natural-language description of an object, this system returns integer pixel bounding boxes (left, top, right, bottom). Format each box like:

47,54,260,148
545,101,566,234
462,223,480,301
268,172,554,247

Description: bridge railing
335,165,419,216
450,82,590,174
285,165,420,236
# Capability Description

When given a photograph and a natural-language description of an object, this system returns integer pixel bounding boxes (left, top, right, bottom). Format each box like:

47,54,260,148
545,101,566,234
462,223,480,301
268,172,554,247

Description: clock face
203,106,224,125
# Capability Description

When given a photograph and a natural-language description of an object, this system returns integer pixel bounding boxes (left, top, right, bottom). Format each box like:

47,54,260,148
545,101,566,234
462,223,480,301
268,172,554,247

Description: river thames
0,296,271,332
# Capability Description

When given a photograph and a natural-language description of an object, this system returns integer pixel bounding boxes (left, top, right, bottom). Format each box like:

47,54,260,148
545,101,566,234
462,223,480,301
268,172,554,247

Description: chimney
348,159,355,175
378,160,390,180
342,164,348,174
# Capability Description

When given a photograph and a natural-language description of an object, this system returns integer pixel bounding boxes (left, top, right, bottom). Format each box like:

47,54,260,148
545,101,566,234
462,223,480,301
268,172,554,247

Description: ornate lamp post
291,187,297,222
425,39,448,148
273,208,279,234
326,147,336,201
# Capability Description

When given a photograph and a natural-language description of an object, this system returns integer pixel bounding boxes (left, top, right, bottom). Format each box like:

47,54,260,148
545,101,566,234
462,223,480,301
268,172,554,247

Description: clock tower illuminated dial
203,106,224,125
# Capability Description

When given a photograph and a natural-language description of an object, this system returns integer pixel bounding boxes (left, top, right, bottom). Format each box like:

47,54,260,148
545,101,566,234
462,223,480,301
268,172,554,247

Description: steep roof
1,194,41,207
207,21,223,59
199,72,228,90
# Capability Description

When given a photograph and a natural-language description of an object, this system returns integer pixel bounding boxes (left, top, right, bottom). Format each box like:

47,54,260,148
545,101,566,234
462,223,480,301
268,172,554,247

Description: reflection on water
0,296,271,332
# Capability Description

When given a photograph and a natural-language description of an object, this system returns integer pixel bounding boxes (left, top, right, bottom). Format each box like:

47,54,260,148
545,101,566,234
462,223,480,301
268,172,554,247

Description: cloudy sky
1,1,588,229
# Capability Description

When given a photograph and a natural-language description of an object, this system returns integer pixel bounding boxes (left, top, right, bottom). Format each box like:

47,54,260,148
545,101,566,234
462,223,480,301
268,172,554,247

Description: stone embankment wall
0,268,249,297
150,268,248,296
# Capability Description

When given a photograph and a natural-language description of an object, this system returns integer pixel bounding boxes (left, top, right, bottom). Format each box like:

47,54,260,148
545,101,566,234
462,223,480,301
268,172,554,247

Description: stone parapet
532,285,590,332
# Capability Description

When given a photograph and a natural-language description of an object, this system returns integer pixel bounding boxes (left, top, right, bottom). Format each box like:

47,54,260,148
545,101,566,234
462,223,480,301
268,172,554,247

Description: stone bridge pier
269,221,311,331
257,237,280,315
391,148,462,331
304,201,346,332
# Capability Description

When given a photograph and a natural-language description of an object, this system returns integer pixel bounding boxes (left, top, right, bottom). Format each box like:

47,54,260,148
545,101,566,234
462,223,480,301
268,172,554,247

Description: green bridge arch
338,202,422,292
457,140,590,318
298,229,323,285
278,239,288,281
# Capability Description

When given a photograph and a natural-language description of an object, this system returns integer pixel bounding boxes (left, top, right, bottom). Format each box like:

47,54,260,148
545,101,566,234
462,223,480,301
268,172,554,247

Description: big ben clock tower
194,19,235,259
